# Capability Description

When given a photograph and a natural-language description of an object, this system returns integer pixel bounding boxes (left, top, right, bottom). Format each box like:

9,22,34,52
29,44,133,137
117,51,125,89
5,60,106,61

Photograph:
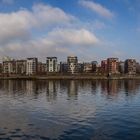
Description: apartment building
125,59,136,75
107,58,119,74
46,57,58,72
26,58,38,75
67,56,78,74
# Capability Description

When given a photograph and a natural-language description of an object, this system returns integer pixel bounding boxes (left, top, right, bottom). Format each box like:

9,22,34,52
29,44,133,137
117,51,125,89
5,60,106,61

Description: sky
0,0,140,62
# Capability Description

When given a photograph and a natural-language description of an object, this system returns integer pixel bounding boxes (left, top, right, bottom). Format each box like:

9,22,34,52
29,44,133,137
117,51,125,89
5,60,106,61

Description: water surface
0,80,140,140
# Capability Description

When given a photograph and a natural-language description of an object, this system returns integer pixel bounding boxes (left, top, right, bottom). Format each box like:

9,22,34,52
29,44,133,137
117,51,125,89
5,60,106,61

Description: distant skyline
0,0,140,62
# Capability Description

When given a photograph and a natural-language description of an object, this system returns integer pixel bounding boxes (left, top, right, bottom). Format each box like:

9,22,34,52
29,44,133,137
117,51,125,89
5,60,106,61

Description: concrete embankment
0,75,140,80
0,76,107,80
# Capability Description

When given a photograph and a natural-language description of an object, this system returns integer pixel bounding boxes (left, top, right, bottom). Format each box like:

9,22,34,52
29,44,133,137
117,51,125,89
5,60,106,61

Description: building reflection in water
106,80,119,96
26,80,35,94
100,80,140,97
2,80,27,95
67,80,78,100
101,80,121,97
26,80,40,99
124,80,138,95
0,80,139,99
91,81,99,95
46,80,58,102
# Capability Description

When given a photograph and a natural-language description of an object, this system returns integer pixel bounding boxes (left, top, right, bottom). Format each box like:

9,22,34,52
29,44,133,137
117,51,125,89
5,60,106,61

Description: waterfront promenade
0,74,139,80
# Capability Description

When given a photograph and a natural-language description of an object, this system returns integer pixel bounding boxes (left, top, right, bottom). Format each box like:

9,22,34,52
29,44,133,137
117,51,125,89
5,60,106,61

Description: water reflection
46,80,57,101
0,80,140,139
0,80,139,100
67,80,78,99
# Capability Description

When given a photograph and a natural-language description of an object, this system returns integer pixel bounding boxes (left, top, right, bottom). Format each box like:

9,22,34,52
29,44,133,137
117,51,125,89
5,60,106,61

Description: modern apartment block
38,62,46,74
101,60,107,74
67,56,78,74
60,62,68,73
16,60,26,75
125,59,136,75
107,58,119,74
3,60,16,75
26,58,38,75
83,63,93,73
46,57,58,72
0,56,139,76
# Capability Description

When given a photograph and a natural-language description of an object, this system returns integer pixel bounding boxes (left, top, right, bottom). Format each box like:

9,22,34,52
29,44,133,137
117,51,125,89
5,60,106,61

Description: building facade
107,58,119,74
91,61,98,73
3,60,16,75
101,60,108,74
67,56,78,74
119,61,125,74
46,57,58,72
38,62,46,75
26,58,38,75
125,59,136,75
136,62,140,74
60,62,68,73
16,60,26,75
78,63,84,73
83,63,93,73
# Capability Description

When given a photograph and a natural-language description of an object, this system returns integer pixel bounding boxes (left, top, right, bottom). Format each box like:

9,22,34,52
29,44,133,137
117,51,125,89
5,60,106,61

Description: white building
46,57,58,72
26,58,38,75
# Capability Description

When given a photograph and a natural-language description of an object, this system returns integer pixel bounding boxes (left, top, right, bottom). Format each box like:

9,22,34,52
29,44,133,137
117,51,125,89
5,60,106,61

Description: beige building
67,56,78,74
3,60,16,75
16,60,26,75
83,63,93,73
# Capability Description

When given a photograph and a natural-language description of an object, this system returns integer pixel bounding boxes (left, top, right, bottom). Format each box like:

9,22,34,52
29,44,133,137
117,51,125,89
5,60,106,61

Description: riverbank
0,75,140,80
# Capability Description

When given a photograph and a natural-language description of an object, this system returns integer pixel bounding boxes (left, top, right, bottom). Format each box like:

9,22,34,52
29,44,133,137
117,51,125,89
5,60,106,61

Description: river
0,80,139,140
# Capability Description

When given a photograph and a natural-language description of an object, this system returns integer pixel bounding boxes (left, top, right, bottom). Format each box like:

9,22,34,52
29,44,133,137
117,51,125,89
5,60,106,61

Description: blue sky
0,0,140,62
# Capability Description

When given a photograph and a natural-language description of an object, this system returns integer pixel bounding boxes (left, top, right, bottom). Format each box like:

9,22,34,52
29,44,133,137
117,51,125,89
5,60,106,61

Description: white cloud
0,28,99,60
32,4,74,26
47,28,99,46
79,0,114,18
0,3,74,44
0,3,100,60
0,11,31,43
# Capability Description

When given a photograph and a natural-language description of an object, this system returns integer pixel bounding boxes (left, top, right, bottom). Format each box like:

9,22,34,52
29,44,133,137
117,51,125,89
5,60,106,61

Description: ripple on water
0,80,140,140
